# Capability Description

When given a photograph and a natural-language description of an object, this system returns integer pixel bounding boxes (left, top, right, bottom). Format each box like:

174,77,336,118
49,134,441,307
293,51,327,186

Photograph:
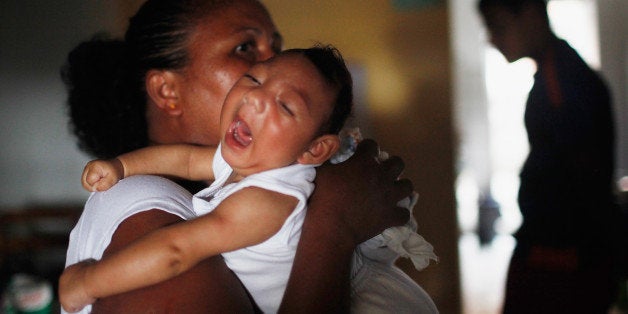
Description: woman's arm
280,139,413,312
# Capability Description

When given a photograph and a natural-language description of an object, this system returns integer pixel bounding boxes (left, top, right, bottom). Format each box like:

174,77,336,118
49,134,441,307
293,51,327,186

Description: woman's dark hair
61,0,247,158
284,45,354,136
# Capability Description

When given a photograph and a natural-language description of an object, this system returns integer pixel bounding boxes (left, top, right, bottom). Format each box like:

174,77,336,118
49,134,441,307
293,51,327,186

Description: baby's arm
59,187,296,313
81,144,217,191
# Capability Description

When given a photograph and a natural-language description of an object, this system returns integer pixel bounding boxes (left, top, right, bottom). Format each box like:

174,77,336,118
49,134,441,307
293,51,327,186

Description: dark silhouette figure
478,0,622,313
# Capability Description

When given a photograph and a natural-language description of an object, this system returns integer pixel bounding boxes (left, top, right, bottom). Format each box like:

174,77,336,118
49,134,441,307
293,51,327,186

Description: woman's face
174,0,282,146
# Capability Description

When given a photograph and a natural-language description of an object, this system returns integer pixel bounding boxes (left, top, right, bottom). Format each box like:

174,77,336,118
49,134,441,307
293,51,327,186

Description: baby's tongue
234,121,252,146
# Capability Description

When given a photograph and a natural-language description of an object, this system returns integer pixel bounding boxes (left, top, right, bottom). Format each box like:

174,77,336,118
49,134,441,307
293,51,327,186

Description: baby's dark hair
283,45,353,136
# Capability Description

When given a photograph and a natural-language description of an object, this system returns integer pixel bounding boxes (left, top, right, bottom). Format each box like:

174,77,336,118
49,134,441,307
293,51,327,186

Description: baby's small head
275,45,354,168
220,44,354,175
282,45,354,136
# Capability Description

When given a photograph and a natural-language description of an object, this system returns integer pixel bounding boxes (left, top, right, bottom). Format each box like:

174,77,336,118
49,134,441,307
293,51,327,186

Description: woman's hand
280,139,414,312
59,259,97,313
313,138,413,245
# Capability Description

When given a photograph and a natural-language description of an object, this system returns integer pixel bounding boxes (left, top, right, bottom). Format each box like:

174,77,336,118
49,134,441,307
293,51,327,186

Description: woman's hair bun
62,34,147,159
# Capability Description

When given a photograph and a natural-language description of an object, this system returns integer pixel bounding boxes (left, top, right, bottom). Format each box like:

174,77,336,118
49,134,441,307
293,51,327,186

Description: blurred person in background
477,0,621,313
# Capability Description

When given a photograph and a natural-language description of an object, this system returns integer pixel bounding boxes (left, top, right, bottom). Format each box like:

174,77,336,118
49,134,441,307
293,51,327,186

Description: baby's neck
224,160,302,185
226,171,245,185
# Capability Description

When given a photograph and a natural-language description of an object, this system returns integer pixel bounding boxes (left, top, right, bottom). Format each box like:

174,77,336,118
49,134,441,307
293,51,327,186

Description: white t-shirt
64,175,195,314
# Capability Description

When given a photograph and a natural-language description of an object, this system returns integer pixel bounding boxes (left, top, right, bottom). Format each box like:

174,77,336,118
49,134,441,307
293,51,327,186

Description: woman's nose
257,41,276,62
257,49,275,62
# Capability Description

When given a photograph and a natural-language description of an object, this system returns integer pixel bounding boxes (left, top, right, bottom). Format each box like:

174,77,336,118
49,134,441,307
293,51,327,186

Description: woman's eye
236,41,256,55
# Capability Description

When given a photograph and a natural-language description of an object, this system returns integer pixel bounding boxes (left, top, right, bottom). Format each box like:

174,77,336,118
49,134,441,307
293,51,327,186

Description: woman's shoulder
67,175,196,263
112,174,192,195
84,175,196,223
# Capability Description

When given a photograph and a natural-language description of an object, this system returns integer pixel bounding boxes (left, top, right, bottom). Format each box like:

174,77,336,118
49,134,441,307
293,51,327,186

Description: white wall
597,0,628,184
0,1,118,208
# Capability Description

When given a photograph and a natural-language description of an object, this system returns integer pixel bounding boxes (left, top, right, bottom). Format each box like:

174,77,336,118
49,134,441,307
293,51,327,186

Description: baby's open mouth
229,119,252,147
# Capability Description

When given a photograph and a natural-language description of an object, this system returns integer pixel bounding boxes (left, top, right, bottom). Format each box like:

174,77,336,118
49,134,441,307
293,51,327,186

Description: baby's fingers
81,159,122,192
59,260,97,313
86,172,103,186
62,303,86,313
92,175,118,192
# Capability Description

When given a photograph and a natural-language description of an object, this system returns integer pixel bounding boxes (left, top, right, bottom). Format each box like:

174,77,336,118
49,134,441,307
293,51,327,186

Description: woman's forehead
202,0,276,32
257,53,311,73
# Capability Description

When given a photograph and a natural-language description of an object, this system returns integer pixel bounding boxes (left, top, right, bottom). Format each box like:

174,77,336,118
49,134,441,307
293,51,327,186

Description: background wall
598,0,628,182
0,1,126,208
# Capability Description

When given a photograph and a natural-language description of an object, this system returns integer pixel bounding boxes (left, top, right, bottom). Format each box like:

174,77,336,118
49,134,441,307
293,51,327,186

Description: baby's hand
59,259,97,313
82,159,124,192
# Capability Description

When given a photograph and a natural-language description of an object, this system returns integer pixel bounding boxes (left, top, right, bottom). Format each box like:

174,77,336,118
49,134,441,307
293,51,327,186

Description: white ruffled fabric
383,193,438,270
358,192,438,271
332,128,438,271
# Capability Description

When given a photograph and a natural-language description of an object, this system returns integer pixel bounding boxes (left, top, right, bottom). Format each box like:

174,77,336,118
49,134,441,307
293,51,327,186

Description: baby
60,45,353,313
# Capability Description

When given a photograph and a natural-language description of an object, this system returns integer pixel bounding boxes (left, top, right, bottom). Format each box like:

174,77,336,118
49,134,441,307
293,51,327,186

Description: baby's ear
297,135,340,165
